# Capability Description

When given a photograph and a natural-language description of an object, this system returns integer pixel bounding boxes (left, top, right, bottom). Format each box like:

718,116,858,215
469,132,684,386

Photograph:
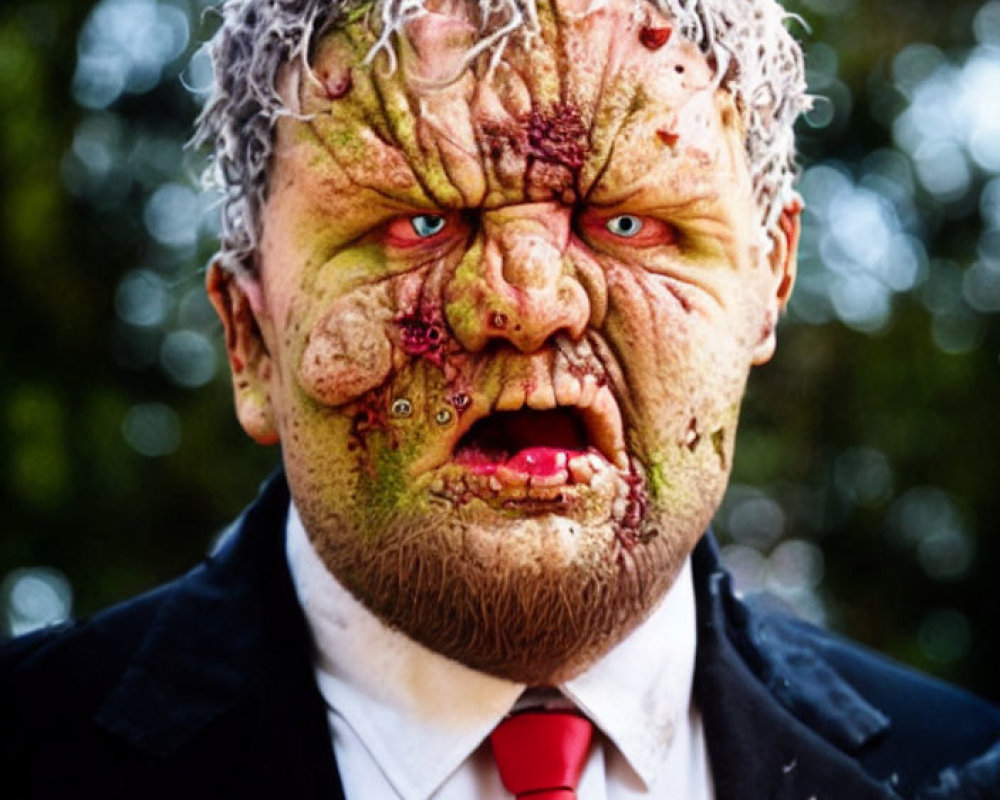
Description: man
3,0,1000,797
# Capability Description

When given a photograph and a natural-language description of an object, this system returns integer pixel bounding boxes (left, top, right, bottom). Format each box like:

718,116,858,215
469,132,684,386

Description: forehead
284,0,747,216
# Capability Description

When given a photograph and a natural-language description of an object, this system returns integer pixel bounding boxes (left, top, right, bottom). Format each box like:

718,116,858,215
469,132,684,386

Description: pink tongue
505,446,572,477
463,446,582,477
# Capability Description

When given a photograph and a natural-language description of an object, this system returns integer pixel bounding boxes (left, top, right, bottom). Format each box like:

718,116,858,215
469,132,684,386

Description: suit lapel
692,536,898,800
93,474,345,800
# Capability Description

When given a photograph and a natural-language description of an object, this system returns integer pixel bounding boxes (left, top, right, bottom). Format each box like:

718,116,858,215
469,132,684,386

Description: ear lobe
206,261,279,445
752,199,802,365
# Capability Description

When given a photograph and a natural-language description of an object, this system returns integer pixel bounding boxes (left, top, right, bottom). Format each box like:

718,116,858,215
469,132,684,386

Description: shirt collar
286,503,697,800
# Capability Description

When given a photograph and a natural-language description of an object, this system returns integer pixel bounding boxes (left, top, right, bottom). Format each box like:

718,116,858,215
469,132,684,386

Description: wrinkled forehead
288,0,744,210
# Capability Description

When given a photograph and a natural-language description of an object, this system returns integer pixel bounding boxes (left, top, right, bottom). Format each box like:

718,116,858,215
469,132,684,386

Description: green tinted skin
219,0,794,683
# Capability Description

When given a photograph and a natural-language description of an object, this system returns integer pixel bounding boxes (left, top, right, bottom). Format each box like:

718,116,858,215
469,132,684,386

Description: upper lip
438,359,627,471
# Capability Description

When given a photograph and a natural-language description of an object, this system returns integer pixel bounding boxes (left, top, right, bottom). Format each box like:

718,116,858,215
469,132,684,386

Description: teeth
554,372,582,406
489,476,503,492
578,374,599,408
580,385,626,466
526,380,556,409
612,495,628,520
495,464,529,487
529,470,570,488
568,455,595,484
496,382,525,411
529,484,566,501
554,451,568,469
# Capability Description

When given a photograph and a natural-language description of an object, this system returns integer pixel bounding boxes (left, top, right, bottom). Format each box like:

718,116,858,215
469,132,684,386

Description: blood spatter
395,307,449,367
639,26,672,50
656,128,680,147
522,103,588,172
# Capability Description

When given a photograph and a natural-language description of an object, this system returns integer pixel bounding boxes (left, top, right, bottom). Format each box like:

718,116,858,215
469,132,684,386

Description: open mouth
446,387,627,490
454,408,588,480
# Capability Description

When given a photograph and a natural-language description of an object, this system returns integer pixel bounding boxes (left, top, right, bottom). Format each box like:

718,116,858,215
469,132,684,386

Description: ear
206,261,280,445
752,199,801,365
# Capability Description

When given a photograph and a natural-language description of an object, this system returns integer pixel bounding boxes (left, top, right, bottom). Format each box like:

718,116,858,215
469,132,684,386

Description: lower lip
457,446,586,479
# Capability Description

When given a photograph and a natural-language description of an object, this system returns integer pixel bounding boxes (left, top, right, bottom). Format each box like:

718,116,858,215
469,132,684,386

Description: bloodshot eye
578,209,677,247
605,215,643,237
411,215,447,238
385,213,452,247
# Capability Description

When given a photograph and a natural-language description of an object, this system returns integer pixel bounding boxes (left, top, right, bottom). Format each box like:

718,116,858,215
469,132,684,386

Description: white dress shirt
286,503,715,800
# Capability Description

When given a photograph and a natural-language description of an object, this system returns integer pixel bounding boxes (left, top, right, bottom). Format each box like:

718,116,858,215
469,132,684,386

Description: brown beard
301,503,690,685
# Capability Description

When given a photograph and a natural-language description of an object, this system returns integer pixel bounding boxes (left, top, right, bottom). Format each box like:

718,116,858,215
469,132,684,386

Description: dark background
1,0,998,700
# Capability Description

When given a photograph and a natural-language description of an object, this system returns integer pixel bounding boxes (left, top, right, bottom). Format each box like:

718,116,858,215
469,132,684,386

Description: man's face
210,0,797,683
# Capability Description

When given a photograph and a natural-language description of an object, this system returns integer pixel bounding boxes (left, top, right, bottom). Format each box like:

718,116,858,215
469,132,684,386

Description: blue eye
605,215,643,237
411,215,447,238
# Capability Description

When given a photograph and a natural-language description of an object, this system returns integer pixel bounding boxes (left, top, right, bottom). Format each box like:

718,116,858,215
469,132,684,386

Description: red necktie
489,711,594,799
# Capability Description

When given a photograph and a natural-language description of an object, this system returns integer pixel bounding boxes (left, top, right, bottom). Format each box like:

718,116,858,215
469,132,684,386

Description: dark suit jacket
3,474,1000,799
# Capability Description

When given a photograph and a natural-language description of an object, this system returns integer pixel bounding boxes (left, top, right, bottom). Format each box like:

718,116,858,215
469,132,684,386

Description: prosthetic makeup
208,0,801,684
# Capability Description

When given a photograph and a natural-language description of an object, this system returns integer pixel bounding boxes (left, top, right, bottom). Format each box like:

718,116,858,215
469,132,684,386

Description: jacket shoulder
756,611,1000,795
0,579,180,793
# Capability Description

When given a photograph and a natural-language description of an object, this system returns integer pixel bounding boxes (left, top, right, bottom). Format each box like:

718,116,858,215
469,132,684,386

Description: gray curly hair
194,0,808,274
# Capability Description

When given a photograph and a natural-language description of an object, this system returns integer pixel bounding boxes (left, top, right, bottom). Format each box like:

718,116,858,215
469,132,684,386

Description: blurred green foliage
0,0,997,700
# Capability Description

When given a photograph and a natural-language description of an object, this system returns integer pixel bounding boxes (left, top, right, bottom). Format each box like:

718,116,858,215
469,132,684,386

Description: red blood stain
349,390,391,450
656,129,680,147
639,26,672,50
617,467,649,548
522,103,588,171
396,308,447,367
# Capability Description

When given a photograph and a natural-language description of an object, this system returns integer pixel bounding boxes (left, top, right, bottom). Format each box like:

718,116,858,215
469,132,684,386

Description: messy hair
194,0,808,274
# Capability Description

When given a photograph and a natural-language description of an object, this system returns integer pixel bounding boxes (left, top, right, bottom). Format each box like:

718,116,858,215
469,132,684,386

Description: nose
444,203,590,353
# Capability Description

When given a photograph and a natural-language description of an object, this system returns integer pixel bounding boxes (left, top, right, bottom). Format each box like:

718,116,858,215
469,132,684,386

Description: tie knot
490,711,594,799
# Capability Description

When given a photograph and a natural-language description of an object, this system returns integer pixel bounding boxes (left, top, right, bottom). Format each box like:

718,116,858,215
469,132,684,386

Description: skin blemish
711,427,726,469
391,397,414,418
319,68,352,100
616,465,649,549
656,129,680,147
684,418,701,451
481,118,526,162
449,392,472,412
395,307,449,367
522,103,588,172
639,26,672,50
350,391,391,447
490,311,508,329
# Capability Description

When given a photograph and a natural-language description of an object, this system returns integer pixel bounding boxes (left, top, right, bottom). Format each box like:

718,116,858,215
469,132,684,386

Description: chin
300,479,697,685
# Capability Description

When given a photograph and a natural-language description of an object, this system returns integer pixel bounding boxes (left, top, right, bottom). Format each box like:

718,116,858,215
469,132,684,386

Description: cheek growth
297,286,395,407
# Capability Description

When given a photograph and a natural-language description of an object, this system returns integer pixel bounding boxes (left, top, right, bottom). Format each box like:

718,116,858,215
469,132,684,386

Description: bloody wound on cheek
396,308,448,367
